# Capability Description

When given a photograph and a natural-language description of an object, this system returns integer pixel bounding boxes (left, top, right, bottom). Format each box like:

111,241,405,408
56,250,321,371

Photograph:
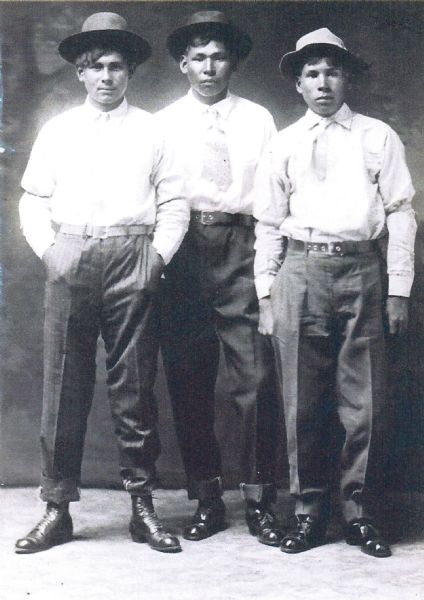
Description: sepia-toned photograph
1,1,423,598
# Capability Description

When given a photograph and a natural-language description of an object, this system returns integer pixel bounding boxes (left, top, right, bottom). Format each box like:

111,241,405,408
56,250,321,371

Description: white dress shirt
254,104,416,298
19,97,189,264
155,90,276,215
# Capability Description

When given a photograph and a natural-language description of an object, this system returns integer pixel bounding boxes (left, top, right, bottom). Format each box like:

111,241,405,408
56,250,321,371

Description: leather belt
191,210,254,227
57,223,154,238
288,238,378,256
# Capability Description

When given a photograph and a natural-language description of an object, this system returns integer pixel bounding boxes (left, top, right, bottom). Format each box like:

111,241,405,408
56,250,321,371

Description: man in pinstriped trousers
15,12,189,555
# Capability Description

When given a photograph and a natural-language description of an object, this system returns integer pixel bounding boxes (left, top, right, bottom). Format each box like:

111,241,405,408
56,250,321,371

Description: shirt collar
83,96,128,122
186,89,234,121
303,103,353,131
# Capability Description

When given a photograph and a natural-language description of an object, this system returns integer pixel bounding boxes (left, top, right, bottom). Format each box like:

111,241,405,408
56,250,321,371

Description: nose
317,73,330,89
101,67,113,82
203,58,215,74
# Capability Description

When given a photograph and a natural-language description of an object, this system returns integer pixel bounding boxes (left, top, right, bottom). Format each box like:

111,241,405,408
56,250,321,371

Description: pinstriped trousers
40,232,162,503
271,247,389,523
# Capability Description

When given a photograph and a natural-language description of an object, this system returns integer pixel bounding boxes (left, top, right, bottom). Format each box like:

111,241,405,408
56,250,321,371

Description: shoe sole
280,538,326,554
346,537,391,557
15,532,73,554
183,521,228,541
130,527,182,553
257,537,283,547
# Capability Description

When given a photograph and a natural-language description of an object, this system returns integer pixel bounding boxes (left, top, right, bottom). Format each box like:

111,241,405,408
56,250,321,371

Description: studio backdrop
1,1,423,492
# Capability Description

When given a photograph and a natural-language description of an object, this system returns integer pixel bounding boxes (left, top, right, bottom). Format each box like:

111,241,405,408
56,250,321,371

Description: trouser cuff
343,498,372,524
187,477,223,500
240,483,276,504
121,467,158,496
294,491,330,519
40,476,80,503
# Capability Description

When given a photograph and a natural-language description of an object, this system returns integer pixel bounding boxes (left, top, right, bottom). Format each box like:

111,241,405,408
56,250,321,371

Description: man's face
296,57,348,117
180,39,235,105
77,51,130,111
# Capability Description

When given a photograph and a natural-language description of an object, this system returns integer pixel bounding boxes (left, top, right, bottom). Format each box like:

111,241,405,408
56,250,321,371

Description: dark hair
293,49,353,79
75,47,137,75
184,26,238,61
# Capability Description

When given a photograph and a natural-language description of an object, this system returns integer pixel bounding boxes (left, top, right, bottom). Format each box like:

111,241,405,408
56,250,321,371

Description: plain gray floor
1,488,424,600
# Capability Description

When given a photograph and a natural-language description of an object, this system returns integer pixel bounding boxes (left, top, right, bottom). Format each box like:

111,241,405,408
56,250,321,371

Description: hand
258,297,274,335
41,243,56,267
386,296,409,335
148,246,165,292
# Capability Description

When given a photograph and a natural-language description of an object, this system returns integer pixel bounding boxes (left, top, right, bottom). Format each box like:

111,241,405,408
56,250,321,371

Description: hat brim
279,43,369,77
58,30,152,65
167,22,252,61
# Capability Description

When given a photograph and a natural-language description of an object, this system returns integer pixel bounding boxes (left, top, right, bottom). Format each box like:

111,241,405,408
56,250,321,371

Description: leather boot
15,502,73,554
183,498,227,541
129,495,181,553
344,519,392,558
280,514,327,554
246,501,283,546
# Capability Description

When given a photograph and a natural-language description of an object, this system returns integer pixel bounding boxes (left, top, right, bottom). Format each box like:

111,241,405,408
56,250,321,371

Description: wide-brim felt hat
58,12,152,65
279,28,369,77
167,10,253,61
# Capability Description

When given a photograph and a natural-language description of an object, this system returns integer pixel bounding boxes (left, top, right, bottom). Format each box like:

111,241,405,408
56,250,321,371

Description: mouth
316,96,333,102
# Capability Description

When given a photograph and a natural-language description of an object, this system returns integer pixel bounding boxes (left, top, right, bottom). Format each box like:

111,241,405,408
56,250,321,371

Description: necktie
200,108,232,191
311,119,332,181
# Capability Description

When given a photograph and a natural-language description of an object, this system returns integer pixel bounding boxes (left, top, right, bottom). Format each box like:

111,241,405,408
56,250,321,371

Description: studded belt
288,238,378,256
191,210,254,227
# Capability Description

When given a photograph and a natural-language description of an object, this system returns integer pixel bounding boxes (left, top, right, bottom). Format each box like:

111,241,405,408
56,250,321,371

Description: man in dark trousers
15,12,189,554
157,10,282,546
254,28,416,557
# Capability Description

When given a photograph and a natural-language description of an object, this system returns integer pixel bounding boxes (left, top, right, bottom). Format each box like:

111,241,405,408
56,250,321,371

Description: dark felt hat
166,10,252,61
279,28,369,77
58,12,151,65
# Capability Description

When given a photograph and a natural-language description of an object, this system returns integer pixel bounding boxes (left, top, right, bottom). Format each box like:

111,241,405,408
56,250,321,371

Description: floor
1,488,424,600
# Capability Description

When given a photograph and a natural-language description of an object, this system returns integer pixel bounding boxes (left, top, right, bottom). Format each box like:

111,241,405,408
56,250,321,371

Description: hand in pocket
148,245,165,293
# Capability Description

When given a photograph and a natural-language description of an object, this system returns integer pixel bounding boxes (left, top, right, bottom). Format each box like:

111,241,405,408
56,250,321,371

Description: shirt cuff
151,239,171,265
255,274,276,299
388,274,413,297
32,232,56,260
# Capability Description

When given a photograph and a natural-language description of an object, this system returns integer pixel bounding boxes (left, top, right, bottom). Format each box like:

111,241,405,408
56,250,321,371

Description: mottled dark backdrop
1,1,423,492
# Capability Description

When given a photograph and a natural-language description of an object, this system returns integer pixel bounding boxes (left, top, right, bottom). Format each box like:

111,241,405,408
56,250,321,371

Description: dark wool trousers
160,219,280,502
271,245,389,523
40,232,162,503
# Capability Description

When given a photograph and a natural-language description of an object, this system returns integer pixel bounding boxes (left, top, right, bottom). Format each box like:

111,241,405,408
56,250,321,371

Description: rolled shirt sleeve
379,128,416,297
150,128,190,265
253,138,288,299
20,123,57,258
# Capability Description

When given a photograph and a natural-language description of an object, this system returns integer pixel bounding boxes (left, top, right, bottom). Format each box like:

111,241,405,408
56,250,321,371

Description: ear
76,67,85,82
295,77,302,95
180,55,188,75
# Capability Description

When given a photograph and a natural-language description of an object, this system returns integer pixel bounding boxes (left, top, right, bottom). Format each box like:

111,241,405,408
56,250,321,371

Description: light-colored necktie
200,108,232,191
311,119,332,181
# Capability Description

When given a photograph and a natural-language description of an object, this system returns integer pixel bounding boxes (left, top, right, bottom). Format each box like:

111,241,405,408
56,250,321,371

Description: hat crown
184,10,231,27
296,28,347,52
81,12,129,34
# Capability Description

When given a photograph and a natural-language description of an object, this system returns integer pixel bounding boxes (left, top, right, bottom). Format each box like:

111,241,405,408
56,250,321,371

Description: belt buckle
84,224,95,238
200,211,214,225
329,242,343,256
